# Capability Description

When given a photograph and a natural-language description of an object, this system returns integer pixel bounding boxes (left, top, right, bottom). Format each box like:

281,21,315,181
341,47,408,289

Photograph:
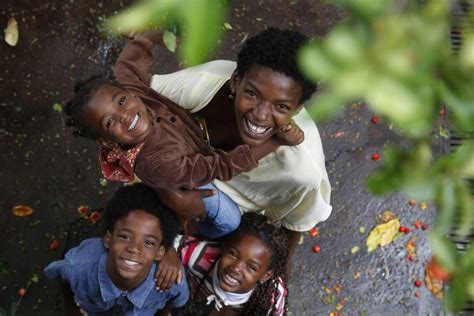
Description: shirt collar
98,255,157,309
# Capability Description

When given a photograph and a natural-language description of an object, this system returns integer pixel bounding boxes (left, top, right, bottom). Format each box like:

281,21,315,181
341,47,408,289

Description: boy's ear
259,269,274,283
96,138,116,150
155,245,166,261
103,231,112,249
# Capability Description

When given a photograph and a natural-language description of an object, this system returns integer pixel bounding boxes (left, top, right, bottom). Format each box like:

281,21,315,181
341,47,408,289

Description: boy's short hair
103,183,179,248
236,27,316,104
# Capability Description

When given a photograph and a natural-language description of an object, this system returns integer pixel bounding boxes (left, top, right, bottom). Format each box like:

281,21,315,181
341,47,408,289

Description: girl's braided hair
226,212,289,315
64,75,124,139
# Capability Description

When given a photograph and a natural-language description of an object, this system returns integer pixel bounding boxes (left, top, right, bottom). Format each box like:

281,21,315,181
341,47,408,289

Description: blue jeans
198,183,241,239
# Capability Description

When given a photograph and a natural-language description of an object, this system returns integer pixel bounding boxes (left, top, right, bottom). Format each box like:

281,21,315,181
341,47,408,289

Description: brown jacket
114,35,257,190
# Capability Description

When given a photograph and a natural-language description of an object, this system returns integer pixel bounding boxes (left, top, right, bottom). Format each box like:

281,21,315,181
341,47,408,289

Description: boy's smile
83,85,153,147
104,210,165,291
218,234,273,293
232,65,302,147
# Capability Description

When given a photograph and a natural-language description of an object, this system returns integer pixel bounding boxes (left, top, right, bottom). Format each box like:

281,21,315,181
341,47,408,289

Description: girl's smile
83,84,153,147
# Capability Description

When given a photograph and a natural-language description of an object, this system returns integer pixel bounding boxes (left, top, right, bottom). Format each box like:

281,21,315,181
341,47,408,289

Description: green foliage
104,0,229,66
301,0,474,310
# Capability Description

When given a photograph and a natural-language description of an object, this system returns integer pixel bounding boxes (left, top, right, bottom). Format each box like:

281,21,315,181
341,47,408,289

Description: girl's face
232,65,303,147
83,85,152,147
218,234,274,293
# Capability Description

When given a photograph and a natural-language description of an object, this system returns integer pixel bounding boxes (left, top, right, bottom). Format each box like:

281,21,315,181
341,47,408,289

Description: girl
177,212,288,315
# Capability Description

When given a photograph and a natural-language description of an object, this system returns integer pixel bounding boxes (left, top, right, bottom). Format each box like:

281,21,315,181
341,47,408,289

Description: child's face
218,234,273,293
103,209,165,290
83,85,153,147
232,65,303,147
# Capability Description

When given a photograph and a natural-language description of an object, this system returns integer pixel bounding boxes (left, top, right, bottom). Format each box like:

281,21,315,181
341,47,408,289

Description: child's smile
83,84,153,146
218,234,273,293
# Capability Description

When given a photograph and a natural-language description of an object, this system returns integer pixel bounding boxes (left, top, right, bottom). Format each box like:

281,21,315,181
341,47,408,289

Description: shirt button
170,117,176,123
155,117,161,123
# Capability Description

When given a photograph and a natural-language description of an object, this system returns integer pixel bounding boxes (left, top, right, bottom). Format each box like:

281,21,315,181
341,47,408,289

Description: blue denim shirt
44,238,189,315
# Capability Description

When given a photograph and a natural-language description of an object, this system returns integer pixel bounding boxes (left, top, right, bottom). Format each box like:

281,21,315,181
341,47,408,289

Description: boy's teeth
128,114,139,131
246,119,268,134
123,259,139,266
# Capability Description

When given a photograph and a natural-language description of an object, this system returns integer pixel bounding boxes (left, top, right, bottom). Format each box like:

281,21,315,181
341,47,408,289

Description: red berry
413,220,422,229
414,280,422,287
312,244,321,253
18,288,26,297
309,227,318,238
415,291,421,297
399,226,409,233
49,240,60,251
371,153,380,161
407,255,414,262
405,227,411,233
371,116,379,124
421,224,429,230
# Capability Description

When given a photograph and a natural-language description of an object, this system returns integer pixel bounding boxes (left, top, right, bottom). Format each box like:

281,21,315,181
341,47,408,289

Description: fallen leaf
223,22,233,30
12,205,33,217
52,103,63,112
425,260,444,300
298,234,304,245
420,202,428,210
366,218,400,252
376,210,396,224
351,246,360,254
88,211,101,224
4,17,19,46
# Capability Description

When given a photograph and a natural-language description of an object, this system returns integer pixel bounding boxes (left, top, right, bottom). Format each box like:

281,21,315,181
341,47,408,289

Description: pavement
0,0,444,315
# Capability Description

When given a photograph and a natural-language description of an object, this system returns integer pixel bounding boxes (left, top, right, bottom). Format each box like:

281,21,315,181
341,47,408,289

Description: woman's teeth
128,113,139,132
246,119,269,134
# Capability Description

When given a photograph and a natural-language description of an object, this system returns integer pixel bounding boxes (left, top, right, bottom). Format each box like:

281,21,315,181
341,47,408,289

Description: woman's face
232,65,303,147
218,234,273,294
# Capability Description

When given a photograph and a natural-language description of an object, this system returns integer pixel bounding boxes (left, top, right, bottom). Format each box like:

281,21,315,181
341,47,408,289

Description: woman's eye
119,96,126,107
118,234,130,240
246,90,257,99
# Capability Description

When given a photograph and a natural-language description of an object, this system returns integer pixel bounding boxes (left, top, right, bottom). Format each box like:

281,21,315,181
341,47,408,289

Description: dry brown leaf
376,210,396,224
4,17,19,46
12,205,33,217
425,262,444,300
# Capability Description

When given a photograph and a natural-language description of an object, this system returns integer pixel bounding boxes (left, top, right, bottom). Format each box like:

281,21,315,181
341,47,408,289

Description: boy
44,183,188,315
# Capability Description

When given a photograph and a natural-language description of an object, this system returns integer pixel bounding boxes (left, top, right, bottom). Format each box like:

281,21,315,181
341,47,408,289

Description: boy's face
218,234,274,293
83,85,153,147
232,65,303,147
103,209,165,290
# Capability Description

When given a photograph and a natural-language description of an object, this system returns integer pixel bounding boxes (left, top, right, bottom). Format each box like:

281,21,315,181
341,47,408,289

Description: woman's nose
253,101,271,121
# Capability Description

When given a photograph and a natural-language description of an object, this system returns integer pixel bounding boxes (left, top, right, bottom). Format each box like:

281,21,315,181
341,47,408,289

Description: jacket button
155,117,161,123
170,117,176,123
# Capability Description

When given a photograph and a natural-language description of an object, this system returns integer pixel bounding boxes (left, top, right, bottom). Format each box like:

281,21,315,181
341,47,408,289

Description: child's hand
158,188,215,221
274,120,304,146
154,248,183,291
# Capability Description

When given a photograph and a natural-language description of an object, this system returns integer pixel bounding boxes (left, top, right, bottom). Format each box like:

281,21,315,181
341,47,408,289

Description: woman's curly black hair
64,75,124,140
225,212,289,315
102,183,179,249
236,27,316,104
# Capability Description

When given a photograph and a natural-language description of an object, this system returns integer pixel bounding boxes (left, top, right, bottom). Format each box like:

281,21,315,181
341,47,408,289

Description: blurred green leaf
163,30,177,52
52,103,62,113
428,232,458,272
454,181,473,237
435,180,456,234
445,275,467,312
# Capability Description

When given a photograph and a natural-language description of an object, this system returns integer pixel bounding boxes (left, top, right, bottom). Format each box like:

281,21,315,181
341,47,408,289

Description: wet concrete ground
0,0,444,315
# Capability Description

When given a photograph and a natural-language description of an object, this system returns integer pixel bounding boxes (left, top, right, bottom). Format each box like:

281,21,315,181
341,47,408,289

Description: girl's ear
103,231,112,249
259,269,274,283
155,246,166,261
96,138,117,150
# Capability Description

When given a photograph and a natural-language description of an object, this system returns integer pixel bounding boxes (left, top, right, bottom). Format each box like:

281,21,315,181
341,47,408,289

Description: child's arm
154,247,183,291
158,187,215,221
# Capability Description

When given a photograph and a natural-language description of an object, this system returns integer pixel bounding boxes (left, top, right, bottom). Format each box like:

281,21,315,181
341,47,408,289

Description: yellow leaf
4,17,19,47
12,205,33,217
366,218,400,252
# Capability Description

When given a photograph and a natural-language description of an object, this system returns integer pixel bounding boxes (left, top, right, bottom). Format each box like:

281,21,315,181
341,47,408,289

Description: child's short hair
103,183,179,249
65,75,125,140
225,212,289,315
236,27,316,104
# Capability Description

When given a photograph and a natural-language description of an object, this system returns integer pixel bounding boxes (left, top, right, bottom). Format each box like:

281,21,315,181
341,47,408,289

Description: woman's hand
158,188,215,221
274,120,304,146
154,248,183,291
